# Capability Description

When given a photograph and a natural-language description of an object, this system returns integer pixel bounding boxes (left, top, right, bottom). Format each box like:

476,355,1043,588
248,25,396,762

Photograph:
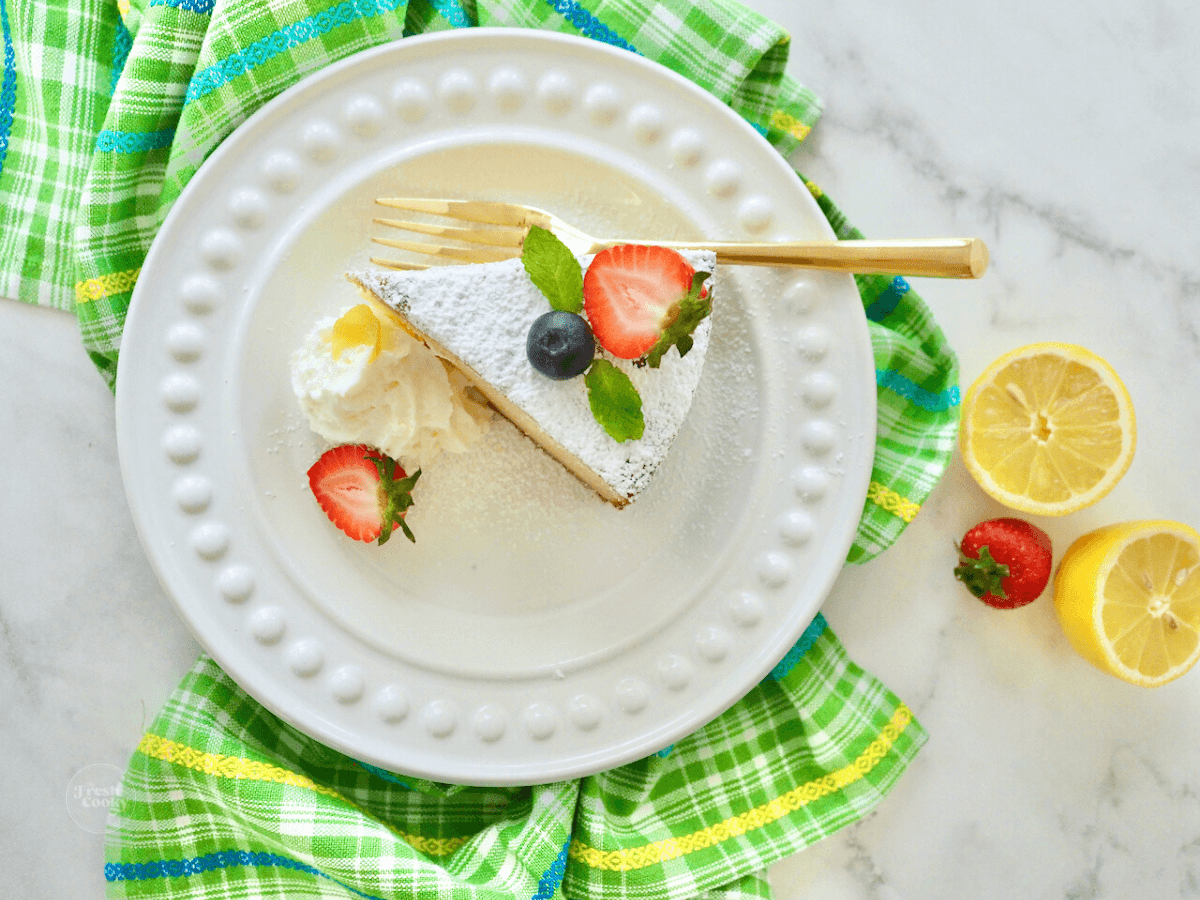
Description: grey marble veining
3,1,1200,897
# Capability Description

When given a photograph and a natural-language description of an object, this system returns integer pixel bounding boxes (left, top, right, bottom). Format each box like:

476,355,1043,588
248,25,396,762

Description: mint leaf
522,225,583,313
585,360,644,443
645,270,711,368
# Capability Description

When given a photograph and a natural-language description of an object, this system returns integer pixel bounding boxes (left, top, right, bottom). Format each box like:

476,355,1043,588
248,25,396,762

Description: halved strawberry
307,444,421,545
583,245,709,362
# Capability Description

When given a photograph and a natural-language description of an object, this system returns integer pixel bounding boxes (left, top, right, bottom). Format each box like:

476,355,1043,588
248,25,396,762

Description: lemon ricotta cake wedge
347,245,716,507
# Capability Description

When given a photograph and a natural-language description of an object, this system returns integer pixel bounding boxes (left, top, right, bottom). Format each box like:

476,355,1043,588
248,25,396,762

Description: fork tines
376,198,548,228
372,197,543,268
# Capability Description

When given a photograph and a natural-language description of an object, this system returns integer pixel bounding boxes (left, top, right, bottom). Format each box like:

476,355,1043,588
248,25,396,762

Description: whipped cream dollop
291,301,492,469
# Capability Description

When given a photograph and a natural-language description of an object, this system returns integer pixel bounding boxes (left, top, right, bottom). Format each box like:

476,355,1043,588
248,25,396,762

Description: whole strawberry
307,444,420,545
954,517,1052,609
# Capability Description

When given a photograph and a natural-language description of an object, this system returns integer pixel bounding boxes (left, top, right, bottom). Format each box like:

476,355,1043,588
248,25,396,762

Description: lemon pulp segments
1054,522,1200,686
961,343,1135,515
1102,530,1200,681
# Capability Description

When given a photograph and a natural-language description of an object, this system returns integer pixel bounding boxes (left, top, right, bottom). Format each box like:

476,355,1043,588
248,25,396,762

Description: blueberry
526,310,595,380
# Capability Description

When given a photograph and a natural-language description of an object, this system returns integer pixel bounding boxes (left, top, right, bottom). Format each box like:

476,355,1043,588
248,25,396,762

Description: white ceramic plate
116,29,876,785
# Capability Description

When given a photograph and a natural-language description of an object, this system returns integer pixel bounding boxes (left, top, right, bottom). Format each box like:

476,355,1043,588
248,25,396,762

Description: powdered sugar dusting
352,249,716,503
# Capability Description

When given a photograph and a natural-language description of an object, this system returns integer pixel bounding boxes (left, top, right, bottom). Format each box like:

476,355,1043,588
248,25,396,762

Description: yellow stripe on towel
75,266,141,303
135,733,470,858
568,704,915,871
866,481,921,523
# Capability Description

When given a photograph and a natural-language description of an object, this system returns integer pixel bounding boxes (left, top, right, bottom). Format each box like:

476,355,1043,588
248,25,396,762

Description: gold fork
371,198,989,278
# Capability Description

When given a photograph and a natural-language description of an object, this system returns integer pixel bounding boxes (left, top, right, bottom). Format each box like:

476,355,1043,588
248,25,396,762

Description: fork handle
624,238,988,278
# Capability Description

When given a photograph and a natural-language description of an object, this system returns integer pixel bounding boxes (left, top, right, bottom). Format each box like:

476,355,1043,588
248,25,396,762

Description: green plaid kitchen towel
107,617,921,900
0,0,962,896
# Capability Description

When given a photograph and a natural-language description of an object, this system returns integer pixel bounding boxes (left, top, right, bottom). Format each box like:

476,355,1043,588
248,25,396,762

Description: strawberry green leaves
368,455,421,545
954,544,1010,600
585,360,644,442
645,271,711,368
522,225,583,314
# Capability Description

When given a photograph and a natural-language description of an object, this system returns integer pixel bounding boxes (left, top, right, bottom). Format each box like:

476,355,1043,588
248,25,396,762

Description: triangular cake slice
347,249,716,507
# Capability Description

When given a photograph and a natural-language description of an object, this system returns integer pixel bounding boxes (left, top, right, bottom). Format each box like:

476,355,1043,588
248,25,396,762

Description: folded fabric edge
564,713,926,880
561,621,926,898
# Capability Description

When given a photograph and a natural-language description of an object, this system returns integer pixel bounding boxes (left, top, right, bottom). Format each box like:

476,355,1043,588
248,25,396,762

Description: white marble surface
3,1,1199,896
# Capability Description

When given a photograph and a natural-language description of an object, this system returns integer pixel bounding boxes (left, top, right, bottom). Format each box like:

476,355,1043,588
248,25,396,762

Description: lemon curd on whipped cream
290,299,493,472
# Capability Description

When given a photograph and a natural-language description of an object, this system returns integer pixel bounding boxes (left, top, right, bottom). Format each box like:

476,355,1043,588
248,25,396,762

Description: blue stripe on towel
105,849,388,900
0,0,17,180
542,0,639,54
769,612,828,681
184,0,404,104
876,369,961,412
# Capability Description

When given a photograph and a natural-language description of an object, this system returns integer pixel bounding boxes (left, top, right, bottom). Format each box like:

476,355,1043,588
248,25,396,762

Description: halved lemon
1054,521,1200,686
959,342,1135,515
